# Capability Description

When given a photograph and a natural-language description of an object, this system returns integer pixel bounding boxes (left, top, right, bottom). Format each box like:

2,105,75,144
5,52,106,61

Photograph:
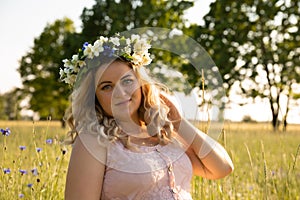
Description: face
95,61,142,123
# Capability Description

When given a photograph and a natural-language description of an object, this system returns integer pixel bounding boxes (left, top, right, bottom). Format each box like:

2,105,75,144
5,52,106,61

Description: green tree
191,0,300,130
80,0,193,42
17,0,195,124
78,0,195,87
0,89,23,120
18,18,75,122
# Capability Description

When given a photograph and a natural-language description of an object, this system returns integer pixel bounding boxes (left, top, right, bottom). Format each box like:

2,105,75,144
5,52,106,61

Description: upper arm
65,134,107,200
186,145,233,180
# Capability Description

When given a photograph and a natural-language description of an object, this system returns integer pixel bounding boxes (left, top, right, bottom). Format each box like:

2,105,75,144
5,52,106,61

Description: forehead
96,61,133,83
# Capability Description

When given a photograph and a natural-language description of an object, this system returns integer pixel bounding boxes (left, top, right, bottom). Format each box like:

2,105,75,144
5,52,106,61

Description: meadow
0,120,299,200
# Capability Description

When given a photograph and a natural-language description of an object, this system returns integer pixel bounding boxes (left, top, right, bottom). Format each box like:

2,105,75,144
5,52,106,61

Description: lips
115,99,132,106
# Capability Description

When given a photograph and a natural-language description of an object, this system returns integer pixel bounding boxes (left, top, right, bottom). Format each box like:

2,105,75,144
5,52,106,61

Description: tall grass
191,122,300,200
1,120,299,199
0,121,70,200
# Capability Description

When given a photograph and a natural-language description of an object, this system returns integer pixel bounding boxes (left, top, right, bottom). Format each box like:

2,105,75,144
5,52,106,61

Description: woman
61,34,234,200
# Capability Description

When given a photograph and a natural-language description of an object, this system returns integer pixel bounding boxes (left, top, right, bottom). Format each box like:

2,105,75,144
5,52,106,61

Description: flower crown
59,34,152,86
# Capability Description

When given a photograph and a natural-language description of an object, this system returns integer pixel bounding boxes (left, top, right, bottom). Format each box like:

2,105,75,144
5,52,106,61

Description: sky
0,0,95,93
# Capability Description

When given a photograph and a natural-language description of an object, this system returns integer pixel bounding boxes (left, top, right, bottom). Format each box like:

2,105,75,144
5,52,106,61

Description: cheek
96,92,113,116
132,88,142,106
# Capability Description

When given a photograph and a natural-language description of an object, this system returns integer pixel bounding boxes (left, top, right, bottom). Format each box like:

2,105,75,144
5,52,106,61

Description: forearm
177,118,234,179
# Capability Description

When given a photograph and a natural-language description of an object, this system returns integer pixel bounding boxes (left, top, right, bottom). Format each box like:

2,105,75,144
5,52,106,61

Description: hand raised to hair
160,93,182,131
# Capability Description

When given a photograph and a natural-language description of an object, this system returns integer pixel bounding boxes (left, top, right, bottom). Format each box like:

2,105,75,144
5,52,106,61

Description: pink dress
101,141,193,200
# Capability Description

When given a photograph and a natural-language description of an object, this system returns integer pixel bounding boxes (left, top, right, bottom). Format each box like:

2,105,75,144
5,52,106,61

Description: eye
121,78,134,86
101,84,113,91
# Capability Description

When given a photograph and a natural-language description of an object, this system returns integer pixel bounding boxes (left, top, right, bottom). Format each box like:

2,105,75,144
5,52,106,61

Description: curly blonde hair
63,57,175,148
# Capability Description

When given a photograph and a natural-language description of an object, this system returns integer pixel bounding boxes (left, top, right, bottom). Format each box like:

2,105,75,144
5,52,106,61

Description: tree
0,89,23,120
191,0,300,130
18,18,75,122
79,0,202,93
17,0,195,124
80,0,193,41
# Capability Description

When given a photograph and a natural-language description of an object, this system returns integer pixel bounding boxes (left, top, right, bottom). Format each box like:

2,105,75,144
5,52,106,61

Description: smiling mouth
115,99,131,106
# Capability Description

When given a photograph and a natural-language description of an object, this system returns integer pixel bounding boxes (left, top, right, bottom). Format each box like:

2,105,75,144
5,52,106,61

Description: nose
114,83,128,97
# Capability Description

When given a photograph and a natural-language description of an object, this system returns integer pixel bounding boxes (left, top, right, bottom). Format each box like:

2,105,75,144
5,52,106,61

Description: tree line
0,0,299,131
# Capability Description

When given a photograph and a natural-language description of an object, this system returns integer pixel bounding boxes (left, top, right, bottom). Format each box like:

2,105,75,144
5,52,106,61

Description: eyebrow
97,74,134,87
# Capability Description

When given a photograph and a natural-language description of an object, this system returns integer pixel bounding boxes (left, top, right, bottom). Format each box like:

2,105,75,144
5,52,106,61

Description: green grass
0,121,69,200
0,121,299,199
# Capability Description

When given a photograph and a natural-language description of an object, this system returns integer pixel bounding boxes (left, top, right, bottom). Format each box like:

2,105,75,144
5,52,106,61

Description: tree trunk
271,112,279,131
61,118,66,128
282,92,291,132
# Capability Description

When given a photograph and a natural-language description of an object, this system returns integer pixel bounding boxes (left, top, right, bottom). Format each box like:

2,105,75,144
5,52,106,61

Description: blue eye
122,78,134,86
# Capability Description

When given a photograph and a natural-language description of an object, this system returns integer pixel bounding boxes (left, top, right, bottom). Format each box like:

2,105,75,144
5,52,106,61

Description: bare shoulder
65,134,107,200
77,133,107,162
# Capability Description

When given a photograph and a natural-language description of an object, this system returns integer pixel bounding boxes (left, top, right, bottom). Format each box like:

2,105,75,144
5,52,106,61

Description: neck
116,120,147,137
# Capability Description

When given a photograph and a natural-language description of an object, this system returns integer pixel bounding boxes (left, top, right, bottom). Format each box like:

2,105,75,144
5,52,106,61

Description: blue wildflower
46,138,53,144
19,194,24,198
82,42,89,50
31,168,38,176
36,147,42,153
103,45,115,57
19,169,27,175
19,146,26,151
1,127,11,136
27,183,33,188
3,168,11,174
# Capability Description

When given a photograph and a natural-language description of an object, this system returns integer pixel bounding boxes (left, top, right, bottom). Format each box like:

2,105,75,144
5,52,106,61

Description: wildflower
36,147,42,153
46,138,53,144
248,185,253,191
83,43,94,58
82,42,89,51
110,37,120,46
133,38,151,54
31,168,38,176
27,183,33,188
1,127,11,136
92,40,104,56
3,168,11,174
19,194,24,198
19,146,26,151
60,34,152,87
103,45,115,57
271,170,276,176
19,169,27,175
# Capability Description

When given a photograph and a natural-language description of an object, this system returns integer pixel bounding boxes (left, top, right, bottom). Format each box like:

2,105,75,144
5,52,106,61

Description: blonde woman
61,34,234,200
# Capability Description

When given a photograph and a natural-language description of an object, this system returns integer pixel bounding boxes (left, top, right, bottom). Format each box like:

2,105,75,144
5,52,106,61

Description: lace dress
101,141,193,200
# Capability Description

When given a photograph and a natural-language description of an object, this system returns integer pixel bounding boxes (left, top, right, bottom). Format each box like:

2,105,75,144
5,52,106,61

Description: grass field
0,120,299,200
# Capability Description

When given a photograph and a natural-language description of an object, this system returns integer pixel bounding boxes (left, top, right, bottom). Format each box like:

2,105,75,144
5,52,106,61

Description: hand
160,92,182,131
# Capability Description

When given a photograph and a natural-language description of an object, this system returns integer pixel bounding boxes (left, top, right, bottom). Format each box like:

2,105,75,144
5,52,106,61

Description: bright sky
0,0,94,94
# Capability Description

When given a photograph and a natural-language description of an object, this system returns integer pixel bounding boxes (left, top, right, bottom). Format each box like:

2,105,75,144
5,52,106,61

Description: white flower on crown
124,46,132,55
110,37,120,46
59,34,152,86
92,40,104,57
131,34,140,41
133,38,151,54
99,36,108,43
142,52,152,66
83,44,94,59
